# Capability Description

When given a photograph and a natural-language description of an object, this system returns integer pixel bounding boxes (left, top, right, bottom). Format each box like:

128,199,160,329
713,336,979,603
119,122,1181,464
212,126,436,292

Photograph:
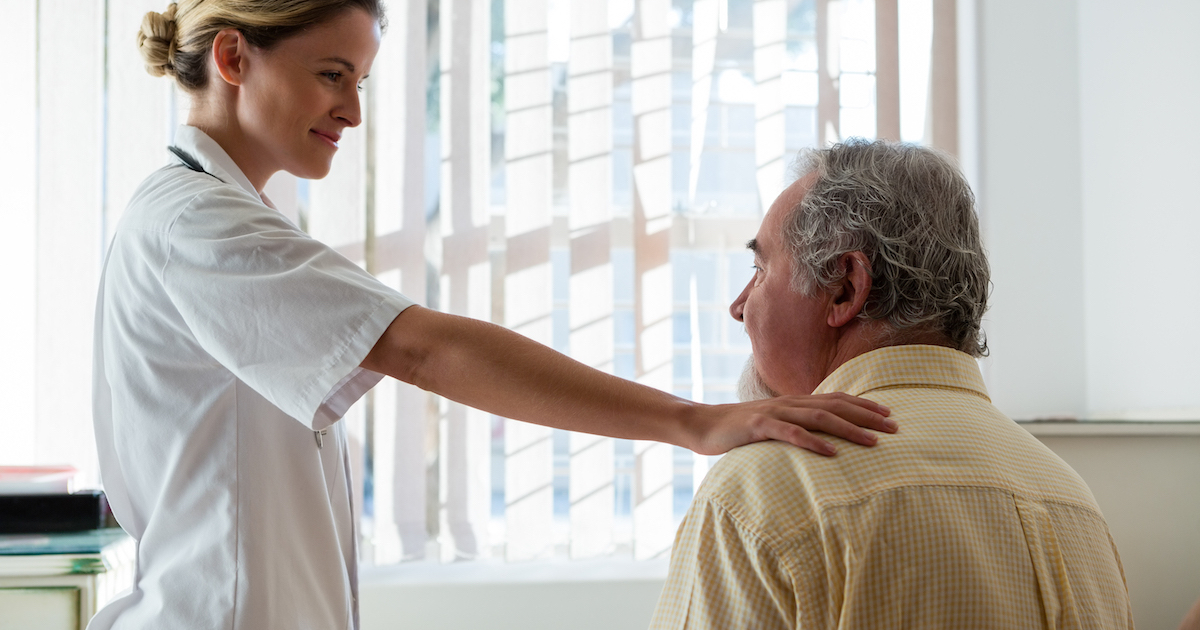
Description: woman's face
236,8,381,182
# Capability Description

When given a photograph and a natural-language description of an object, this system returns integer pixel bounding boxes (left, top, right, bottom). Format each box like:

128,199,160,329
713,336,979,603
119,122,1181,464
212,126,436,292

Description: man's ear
827,251,872,328
210,28,248,87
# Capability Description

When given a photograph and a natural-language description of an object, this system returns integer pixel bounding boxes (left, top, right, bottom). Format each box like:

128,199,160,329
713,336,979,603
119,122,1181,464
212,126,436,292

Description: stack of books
0,467,133,626
0,466,111,534
0,527,132,577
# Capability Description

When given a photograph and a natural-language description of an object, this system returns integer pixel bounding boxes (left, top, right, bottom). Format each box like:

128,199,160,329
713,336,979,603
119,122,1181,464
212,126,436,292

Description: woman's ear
210,28,247,87
827,251,872,328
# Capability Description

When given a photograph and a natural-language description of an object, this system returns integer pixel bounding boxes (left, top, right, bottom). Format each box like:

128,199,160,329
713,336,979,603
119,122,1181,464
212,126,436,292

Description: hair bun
137,3,179,78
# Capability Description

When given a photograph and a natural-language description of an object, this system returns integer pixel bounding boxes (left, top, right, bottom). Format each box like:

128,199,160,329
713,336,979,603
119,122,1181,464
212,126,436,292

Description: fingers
760,419,838,456
828,398,897,434
692,394,896,457
780,406,881,447
822,392,892,421
777,394,897,435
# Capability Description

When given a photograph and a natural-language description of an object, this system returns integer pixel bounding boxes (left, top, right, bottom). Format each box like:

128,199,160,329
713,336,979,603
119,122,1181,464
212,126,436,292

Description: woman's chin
289,161,333,181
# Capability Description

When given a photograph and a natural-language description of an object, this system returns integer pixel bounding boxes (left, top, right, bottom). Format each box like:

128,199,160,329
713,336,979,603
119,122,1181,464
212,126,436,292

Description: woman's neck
186,101,273,192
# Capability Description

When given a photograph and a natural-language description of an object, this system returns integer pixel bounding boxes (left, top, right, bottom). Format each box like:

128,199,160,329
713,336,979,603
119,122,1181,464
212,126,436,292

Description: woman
92,1,894,627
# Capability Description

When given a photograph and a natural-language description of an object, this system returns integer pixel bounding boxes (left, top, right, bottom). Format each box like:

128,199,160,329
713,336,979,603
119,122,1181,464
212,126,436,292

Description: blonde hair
136,0,386,92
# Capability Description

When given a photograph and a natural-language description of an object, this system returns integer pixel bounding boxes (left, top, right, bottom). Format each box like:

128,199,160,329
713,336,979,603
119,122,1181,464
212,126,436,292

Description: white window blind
566,0,617,560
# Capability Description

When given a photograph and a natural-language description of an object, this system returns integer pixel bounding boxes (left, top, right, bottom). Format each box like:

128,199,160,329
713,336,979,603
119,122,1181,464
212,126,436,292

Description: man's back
652,345,1134,629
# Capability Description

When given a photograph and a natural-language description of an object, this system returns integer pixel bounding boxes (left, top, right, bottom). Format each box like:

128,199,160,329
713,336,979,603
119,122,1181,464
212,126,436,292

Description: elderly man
650,140,1133,629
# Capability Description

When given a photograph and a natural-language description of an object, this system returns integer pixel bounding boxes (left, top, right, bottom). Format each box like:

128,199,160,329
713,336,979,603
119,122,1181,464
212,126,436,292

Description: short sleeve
651,497,796,630
161,186,414,428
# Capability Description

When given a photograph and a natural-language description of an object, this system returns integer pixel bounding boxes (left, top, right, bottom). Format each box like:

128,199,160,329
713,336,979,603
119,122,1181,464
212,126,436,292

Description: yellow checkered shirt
651,345,1134,629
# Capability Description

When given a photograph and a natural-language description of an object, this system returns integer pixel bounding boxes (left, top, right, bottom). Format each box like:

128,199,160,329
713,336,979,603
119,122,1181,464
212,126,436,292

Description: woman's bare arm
361,306,894,456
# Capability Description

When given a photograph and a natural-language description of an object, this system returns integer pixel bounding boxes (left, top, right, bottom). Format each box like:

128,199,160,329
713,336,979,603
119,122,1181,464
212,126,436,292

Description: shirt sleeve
650,496,797,630
161,185,414,429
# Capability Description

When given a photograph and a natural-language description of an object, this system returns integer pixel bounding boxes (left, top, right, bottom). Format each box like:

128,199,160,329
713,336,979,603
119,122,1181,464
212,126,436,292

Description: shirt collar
812,344,991,402
170,125,261,200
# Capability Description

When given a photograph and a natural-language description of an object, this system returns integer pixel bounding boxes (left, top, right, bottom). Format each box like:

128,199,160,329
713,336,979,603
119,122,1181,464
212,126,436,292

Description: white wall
0,0,38,465
976,0,1088,420
977,0,1200,420
1077,0,1200,419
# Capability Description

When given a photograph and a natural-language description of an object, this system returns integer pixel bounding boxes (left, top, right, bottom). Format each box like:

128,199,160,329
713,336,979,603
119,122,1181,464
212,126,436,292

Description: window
0,0,963,566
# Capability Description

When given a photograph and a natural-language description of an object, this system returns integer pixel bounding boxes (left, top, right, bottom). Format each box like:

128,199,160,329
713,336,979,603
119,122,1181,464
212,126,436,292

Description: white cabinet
0,529,134,630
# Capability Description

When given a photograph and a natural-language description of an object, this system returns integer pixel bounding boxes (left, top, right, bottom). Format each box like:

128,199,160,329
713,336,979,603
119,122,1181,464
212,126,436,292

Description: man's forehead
749,213,780,258
772,173,816,217
751,174,815,255
777,174,813,208
749,214,782,259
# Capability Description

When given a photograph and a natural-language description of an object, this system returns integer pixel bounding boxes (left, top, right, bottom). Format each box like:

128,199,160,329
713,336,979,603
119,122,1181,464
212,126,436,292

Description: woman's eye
322,72,341,82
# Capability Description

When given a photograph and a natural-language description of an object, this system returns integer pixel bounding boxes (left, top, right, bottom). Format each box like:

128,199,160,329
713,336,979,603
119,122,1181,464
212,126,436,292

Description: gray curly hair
783,138,990,357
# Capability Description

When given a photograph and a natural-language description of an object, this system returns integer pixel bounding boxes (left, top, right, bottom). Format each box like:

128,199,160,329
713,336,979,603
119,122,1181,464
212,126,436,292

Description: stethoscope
167,145,223,182
167,144,330,451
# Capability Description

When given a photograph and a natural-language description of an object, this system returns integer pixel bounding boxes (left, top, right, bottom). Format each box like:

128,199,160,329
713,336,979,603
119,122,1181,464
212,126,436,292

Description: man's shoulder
695,441,831,537
700,397,1105,532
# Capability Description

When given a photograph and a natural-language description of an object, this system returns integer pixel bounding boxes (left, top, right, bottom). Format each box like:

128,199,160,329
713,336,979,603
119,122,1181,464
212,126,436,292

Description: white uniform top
90,126,413,630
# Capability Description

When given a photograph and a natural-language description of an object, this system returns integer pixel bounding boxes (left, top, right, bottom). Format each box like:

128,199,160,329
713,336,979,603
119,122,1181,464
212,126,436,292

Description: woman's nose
337,88,363,127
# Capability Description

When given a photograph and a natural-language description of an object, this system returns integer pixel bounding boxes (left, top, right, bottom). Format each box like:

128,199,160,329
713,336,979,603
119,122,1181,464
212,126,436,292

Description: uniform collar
812,344,991,402
170,125,262,200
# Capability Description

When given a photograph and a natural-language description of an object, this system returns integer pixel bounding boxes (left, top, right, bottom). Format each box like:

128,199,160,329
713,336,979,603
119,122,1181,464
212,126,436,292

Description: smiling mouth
311,130,340,148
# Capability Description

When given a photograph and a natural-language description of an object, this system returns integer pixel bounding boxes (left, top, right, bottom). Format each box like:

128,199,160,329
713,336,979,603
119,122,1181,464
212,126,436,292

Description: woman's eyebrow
319,57,356,72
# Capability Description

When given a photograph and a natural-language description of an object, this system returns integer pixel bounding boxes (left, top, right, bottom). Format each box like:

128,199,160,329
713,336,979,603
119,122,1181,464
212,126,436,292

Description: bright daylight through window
0,0,958,567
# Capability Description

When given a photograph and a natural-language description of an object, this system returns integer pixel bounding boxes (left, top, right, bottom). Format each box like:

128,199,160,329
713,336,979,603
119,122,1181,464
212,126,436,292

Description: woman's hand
687,392,895,456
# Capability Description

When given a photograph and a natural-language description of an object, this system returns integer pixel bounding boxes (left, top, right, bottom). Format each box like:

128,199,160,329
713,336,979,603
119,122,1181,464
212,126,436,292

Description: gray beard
737,355,779,402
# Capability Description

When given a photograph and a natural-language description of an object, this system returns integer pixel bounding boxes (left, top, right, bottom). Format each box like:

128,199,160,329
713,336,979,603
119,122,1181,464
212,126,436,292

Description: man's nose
730,279,750,322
